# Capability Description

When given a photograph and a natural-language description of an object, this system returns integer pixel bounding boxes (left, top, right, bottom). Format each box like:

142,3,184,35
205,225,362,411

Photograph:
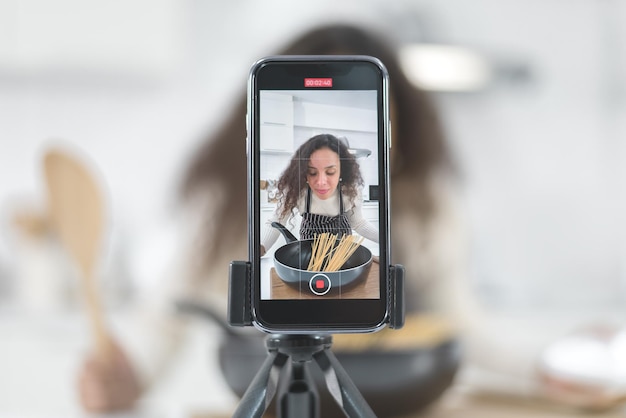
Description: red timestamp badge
304,78,333,88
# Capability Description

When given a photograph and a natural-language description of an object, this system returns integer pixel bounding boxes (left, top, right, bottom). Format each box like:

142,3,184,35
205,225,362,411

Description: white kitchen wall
1,0,625,312
425,0,626,309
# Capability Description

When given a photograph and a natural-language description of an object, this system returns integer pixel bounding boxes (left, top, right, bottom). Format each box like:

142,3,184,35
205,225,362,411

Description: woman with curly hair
260,133,378,256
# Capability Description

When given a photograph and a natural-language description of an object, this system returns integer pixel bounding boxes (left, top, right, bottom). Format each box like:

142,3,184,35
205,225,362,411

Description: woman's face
306,147,341,200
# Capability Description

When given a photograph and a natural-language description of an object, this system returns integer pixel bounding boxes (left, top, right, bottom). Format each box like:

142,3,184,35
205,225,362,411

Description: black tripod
228,261,404,418
233,334,376,418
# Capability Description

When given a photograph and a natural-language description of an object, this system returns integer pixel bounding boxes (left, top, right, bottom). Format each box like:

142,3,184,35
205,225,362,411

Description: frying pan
271,222,373,291
176,300,460,418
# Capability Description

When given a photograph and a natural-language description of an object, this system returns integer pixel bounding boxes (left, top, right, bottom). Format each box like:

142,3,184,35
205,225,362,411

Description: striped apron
300,186,352,240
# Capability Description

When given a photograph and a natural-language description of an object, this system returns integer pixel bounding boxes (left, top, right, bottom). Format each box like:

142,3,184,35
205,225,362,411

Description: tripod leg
232,350,289,418
277,361,319,418
313,349,377,418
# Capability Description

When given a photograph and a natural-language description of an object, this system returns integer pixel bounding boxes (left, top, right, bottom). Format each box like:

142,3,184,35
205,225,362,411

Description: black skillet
176,300,461,418
271,222,373,290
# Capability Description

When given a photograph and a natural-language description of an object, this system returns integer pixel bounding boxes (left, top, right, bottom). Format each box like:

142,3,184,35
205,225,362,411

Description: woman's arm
346,192,379,243
260,205,293,253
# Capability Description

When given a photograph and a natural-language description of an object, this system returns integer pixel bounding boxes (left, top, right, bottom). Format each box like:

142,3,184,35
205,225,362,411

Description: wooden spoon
43,148,111,356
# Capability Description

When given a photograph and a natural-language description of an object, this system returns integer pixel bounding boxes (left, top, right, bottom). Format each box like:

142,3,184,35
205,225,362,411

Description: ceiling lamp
399,44,492,92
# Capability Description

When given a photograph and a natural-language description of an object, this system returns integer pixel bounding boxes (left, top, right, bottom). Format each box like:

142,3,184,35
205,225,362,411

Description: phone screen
249,57,390,330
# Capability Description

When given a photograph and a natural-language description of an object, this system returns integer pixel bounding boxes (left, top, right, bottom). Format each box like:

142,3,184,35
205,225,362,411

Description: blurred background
1,0,626,416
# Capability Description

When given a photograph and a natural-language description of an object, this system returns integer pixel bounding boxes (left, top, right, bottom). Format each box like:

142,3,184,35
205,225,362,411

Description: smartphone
247,56,391,333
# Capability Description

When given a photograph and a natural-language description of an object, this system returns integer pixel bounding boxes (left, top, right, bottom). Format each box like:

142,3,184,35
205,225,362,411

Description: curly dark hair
276,134,363,219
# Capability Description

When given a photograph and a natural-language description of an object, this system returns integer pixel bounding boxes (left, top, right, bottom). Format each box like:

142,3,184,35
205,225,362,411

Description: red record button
309,273,331,295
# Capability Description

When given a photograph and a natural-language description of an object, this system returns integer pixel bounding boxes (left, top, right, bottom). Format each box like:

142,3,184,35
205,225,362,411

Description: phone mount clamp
227,261,405,418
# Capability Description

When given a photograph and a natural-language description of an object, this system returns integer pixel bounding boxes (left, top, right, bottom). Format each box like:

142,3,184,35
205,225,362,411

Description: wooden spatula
43,148,111,356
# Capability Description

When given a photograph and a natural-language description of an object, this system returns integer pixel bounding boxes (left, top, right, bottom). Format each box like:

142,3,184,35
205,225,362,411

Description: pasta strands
307,233,364,272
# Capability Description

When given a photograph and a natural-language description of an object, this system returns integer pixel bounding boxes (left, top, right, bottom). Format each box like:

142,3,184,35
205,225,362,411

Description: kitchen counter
2,306,625,418
189,386,626,418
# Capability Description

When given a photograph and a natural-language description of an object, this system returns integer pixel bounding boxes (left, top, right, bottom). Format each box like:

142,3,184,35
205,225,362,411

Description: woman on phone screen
260,133,378,256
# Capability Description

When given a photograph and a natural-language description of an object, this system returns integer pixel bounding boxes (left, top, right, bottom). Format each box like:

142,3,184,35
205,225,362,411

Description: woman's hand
78,340,142,413
260,245,266,257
